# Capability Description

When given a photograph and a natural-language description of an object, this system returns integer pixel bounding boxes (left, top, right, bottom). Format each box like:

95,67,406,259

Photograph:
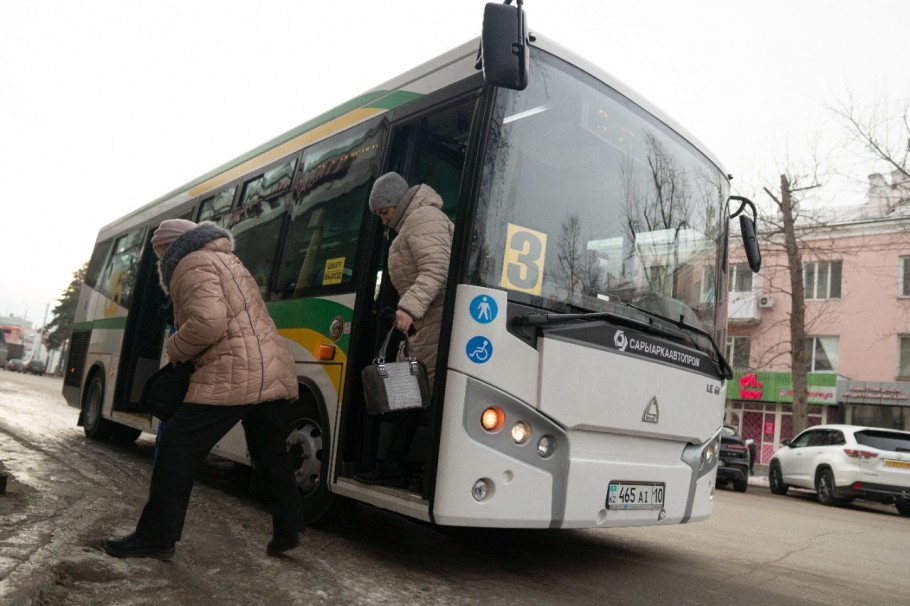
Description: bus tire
82,372,140,443
282,392,353,526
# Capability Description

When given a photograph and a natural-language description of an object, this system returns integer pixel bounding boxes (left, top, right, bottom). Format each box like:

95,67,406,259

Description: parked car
23,359,47,376
717,425,750,492
769,424,910,516
5,358,24,372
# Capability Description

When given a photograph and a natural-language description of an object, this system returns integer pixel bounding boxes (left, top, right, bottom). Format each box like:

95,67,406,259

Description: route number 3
500,223,547,295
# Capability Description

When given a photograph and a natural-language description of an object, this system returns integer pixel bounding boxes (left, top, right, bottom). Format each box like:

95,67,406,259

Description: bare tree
761,171,824,434
833,92,909,182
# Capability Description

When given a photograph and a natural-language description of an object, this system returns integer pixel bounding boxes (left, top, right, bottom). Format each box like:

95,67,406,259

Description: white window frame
728,262,753,293
900,257,910,298
899,335,910,379
805,336,840,373
804,260,842,300
726,335,751,369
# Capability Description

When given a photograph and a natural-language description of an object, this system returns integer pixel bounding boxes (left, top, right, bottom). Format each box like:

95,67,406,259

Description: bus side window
84,238,113,289
197,186,237,228
273,123,381,300
97,228,144,308
230,159,297,298
230,193,289,298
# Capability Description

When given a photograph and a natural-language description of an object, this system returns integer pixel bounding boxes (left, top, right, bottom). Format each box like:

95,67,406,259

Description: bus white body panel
434,285,722,527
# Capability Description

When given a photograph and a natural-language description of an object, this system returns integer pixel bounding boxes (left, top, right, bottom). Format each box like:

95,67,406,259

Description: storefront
725,371,840,466
838,379,910,432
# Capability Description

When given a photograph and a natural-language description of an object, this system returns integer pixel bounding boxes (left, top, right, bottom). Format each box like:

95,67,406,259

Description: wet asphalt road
2,370,909,605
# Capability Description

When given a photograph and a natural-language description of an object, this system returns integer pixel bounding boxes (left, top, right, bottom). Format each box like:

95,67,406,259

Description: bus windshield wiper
625,303,733,380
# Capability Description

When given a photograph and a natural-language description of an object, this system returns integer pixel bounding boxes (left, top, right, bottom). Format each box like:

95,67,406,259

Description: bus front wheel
282,393,353,526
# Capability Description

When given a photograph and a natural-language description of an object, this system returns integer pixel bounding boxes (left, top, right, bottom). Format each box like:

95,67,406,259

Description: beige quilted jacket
159,223,298,406
387,185,454,386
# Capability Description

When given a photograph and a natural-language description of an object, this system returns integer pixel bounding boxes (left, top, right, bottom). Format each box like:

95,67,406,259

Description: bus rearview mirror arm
729,195,761,273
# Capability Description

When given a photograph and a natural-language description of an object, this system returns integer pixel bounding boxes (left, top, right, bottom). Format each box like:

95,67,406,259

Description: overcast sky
1,0,908,324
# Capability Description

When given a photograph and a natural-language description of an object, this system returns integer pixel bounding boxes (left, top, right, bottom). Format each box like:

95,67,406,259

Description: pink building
725,172,910,465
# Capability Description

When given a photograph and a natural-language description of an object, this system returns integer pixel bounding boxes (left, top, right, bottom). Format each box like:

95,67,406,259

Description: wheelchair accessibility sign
469,295,497,324
466,336,492,364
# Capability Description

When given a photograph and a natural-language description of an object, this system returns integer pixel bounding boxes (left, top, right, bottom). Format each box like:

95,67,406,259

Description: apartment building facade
725,171,910,465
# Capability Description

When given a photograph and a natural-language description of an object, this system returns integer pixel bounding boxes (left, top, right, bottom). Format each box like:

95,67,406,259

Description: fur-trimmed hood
157,222,234,295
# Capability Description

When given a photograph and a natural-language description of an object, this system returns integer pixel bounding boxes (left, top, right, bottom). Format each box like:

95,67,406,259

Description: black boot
102,532,175,561
267,530,305,556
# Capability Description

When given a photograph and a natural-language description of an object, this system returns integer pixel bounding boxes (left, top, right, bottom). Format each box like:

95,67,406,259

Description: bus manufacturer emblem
614,330,628,352
642,396,659,424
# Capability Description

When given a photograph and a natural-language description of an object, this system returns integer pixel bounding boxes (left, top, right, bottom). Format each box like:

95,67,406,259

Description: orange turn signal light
481,406,505,432
318,344,336,360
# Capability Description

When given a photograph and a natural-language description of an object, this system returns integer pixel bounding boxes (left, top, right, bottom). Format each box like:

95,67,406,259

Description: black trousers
135,400,304,544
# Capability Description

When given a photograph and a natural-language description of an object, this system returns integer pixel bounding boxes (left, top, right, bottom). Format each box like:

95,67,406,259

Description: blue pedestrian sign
469,295,497,324
466,336,493,364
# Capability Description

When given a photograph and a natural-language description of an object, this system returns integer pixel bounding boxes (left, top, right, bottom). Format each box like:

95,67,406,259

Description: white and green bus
63,3,760,529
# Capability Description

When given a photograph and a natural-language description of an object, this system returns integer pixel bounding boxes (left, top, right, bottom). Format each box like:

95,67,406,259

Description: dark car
23,359,47,376
717,425,750,492
5,358,24,372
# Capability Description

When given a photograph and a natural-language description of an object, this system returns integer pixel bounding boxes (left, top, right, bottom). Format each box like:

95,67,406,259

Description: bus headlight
702,439,718,470
510,420,531,445
537,434,556,458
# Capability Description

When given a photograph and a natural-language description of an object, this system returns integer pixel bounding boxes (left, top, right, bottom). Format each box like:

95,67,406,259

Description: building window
729,262,753,293
804,336,839,372
899,335,910,378
804,260,842,300
726,336,751,369
901,257,910,297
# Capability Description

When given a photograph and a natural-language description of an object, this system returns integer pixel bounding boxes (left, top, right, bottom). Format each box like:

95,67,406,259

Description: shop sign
728,371,837,405
838,380,910,406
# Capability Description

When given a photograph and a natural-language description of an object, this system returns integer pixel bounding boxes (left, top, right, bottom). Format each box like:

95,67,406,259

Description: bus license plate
607,482,665,510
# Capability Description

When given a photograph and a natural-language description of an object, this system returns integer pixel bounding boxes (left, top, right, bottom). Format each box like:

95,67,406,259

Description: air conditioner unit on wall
759,295,775,309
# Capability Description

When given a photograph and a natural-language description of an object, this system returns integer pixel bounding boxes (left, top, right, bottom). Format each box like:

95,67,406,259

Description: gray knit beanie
368,172,409,214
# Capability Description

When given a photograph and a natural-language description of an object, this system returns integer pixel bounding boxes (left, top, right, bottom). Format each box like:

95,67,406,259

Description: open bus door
114,219,188,414
340,92,480,500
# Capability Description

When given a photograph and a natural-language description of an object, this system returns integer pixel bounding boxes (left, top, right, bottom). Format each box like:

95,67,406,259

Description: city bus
63,3,760,529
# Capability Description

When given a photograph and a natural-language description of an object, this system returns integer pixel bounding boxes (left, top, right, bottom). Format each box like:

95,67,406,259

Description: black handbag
140,362,194,421
362,327,430,415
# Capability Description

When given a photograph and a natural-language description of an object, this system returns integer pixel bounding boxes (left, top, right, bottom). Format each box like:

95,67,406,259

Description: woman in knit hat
103,218,304,560
355,172,454,487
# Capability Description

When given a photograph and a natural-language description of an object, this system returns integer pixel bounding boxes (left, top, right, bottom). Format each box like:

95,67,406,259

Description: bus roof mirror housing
729,196,762,273
479,1,529,91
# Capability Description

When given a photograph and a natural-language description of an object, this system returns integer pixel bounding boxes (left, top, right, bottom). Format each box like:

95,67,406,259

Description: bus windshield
470,48,728,347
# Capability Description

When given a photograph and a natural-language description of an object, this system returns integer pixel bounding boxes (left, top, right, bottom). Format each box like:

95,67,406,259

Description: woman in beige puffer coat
102,219,304,561
158,222,298,404
353,172,453,487
384,182,454,388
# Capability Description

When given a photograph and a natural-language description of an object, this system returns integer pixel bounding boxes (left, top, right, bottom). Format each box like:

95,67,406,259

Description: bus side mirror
729,195,761,273
739,215,762,273
480,1,529,91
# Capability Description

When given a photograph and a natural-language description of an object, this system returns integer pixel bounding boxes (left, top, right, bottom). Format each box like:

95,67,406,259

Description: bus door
114,217,189,413
348,92,480,488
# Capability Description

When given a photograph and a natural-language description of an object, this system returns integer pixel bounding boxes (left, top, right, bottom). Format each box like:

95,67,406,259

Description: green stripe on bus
73,317,127,331
267,298,353,352
368,90,424,110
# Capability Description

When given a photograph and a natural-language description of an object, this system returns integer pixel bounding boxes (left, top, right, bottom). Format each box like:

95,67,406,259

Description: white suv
769,424,910,516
